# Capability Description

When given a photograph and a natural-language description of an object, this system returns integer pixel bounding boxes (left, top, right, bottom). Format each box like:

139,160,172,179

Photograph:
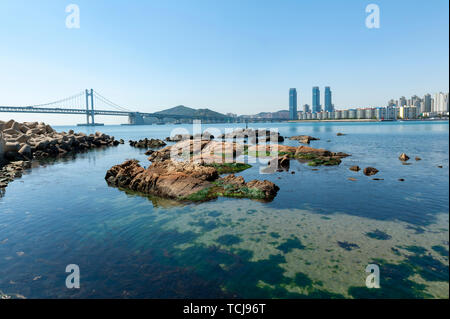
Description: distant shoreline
288,118,449,123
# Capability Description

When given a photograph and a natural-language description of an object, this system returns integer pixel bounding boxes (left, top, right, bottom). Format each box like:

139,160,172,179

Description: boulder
363,167,379,176
349,166,361,172
289,135,320,144
399,153,410,161
265,155,290,173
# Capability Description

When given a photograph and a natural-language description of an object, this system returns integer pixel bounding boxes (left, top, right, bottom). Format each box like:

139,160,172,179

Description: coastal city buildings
289,88,298,120
324,87,333,112
295,91,448,121
242,89,448,122
312,87,321,113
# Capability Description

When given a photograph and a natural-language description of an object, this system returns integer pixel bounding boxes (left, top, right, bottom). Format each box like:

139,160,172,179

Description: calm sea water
0,121,448,298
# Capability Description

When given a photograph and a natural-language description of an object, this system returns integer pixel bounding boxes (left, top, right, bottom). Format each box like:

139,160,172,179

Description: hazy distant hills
155,105,228,118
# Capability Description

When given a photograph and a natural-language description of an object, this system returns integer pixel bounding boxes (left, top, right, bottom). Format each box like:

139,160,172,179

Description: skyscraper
324,86,332,112
303,104,310,113
289,88,298,120
423,94,432,113
312,87,321,113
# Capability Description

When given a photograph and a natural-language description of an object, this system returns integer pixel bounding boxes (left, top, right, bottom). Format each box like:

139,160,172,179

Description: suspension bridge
0,89,232,125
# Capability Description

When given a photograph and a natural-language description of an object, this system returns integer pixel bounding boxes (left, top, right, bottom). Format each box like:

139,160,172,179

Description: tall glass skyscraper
324,87,332,112
289,88,298,120
312,87,321,113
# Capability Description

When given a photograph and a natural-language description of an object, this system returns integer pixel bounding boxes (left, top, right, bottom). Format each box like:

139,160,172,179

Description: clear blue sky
0,0,448,125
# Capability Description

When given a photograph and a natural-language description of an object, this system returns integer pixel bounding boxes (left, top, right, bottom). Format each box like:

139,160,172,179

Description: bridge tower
85,89,95,125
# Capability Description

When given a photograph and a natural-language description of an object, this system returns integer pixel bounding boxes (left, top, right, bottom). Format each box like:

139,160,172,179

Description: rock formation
363,167,379,176
105,159,279,202
399,153,410,161
289,135,320,144
129,138,166,149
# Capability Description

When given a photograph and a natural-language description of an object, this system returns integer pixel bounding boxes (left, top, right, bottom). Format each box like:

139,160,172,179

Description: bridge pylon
85,89,95,125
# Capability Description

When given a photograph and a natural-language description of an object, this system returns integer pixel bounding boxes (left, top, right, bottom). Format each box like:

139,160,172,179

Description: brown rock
349,166,361,172
363,167,379,176
105,159,218,198
399,153,410,161
289,135,320,144
415,157,421,161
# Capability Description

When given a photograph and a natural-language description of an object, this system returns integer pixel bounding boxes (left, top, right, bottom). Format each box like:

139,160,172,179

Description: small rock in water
415,157,421,161
399,153,410,161
363,167,379,176
372,178,384,181
349,165,360,172
437,165,443,168
398,178,405,182
348,177,357,181
336,133,346,136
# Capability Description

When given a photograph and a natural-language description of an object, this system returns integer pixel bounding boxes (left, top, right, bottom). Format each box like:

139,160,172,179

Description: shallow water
0,121,448,298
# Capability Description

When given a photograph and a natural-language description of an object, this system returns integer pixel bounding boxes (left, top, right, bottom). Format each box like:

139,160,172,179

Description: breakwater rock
129,138,166,149
0,119,119,190
105,159,279,202
0,120,119,161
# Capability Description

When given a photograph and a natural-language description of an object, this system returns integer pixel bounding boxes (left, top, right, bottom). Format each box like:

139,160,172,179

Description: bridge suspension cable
1,91,86,109
92,90,133,112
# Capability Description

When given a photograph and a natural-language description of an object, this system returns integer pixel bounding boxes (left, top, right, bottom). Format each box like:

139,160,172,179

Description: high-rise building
303,104,310,113
423,94,432,113
399,96,407,107
312,87,321,113
289,88,298,120
324,87,333,112
434,92,449,113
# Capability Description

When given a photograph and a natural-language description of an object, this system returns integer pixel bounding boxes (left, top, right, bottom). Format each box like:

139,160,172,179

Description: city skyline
0,0,448,125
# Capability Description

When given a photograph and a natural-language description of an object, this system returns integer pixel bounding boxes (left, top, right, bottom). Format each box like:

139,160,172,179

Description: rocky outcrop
263,155,290,173
0,161,32,189
289,135,320,144
165,132,214,142
219,128,284,143
129,138,166,149
363,167,379,176
399,153,410,161
105,159,279,202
